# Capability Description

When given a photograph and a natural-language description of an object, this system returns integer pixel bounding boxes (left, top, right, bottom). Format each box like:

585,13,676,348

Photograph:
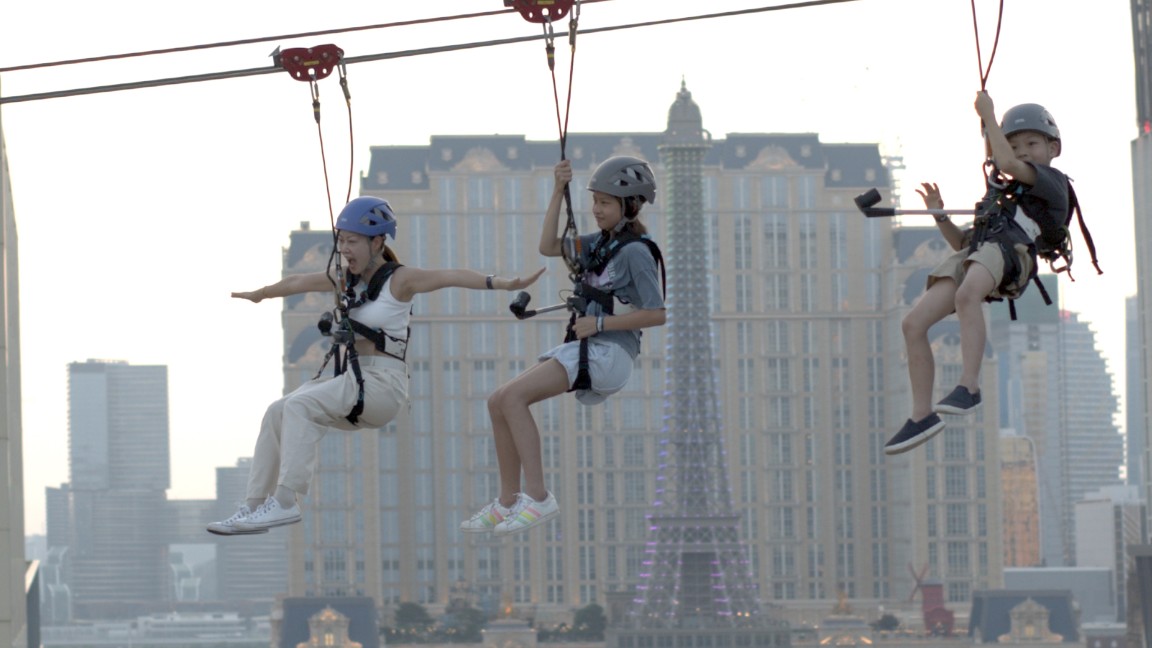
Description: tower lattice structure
619,82,777,633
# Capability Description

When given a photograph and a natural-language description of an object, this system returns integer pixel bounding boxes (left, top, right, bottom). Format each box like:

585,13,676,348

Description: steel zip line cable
0,0,862,105
0,7,523,74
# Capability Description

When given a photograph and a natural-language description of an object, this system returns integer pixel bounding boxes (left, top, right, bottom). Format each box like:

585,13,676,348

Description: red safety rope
516,0,584,280
970,0,1006,182
970,0,1004,91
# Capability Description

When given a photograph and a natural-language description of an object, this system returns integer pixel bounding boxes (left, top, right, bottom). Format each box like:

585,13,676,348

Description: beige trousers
246,356,407,498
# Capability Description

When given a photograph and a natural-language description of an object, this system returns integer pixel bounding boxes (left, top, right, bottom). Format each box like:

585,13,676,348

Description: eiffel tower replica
606,82,791,648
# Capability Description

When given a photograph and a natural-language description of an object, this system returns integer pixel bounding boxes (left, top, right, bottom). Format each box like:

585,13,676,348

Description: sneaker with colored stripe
460,497,514,534
494,491,559,536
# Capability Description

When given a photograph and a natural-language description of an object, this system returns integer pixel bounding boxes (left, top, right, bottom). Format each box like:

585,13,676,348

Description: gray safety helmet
587,156,657,206
1001,103,1061,142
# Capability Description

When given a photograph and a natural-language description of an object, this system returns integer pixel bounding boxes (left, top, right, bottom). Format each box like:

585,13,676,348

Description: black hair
620,197,648,236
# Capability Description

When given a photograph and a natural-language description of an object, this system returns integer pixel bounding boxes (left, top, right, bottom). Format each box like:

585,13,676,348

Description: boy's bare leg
954,263,997,392
902,279,959,421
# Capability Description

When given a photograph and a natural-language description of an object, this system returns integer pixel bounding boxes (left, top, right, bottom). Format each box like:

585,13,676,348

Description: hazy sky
1,0,1136,535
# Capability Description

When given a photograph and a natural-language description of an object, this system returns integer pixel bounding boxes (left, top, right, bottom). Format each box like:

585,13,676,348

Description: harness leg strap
344,348,366,425
573,338,592,392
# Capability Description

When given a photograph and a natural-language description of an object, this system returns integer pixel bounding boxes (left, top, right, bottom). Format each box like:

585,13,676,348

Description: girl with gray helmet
461,156,666,536
208,196,543,535
885,91,1070,456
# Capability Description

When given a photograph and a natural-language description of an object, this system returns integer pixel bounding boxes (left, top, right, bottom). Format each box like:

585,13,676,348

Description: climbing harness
508,230,665,391
319,261,410,424
573,231,666,326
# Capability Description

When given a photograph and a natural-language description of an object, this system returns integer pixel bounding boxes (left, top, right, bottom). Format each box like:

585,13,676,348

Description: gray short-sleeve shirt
576,232,665,358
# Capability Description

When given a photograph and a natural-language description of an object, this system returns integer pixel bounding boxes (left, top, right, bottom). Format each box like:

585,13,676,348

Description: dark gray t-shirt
576,232,665,358
1012,163,1069,249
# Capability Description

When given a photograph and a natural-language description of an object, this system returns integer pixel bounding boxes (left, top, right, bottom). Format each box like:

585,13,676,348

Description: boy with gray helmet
462,156,666,536
885,91,1069,456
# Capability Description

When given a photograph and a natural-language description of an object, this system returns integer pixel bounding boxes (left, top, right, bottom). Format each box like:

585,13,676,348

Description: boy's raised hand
915,182,944,209
974,90,996,128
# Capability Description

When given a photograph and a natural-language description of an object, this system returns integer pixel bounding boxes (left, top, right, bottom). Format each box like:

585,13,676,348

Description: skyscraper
1129,2,1152,641
990,284,1123,565
1128,295,1145,490
0,109,33,648
999,435,1041,568
1132,0,1152,541
66,359,171,617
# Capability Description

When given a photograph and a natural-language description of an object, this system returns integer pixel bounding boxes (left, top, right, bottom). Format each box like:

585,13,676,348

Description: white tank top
348,275,411,339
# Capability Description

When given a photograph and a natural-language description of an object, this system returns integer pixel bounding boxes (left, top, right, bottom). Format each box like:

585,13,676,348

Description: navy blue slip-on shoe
884,413,945,456
934,385,982,415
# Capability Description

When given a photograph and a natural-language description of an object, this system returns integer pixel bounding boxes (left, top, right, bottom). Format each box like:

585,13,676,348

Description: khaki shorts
927,240,1034,300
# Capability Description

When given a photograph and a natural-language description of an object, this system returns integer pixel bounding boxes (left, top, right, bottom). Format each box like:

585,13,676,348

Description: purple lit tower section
607,83,790,647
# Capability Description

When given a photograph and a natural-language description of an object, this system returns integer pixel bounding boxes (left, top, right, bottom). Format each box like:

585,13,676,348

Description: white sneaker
460,497,515,533
234,496,301,531
206,504,268,536
494,491,559,536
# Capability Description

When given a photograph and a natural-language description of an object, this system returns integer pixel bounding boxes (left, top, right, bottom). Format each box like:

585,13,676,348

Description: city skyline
3,1,1134,544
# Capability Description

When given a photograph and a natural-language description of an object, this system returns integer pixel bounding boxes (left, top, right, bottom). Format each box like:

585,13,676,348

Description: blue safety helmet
335,196,397,239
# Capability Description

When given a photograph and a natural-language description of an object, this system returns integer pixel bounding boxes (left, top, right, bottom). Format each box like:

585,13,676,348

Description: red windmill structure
907,564,955,636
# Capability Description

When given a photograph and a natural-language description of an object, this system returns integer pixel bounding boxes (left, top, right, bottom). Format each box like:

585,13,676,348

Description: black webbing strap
573,327,592,391
344,347,366,425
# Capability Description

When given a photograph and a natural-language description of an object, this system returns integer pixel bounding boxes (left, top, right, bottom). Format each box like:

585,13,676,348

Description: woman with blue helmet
208,196,543,535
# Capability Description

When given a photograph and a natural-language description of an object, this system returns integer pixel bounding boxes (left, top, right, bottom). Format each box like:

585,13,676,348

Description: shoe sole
234,515,302,532
206,526,270,536
493,507,559,536
934,402,982,416
460,525,497,534
884,420,946,456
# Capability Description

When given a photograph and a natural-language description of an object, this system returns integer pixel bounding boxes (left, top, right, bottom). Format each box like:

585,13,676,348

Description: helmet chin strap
610,197,636,234
361,238,388,279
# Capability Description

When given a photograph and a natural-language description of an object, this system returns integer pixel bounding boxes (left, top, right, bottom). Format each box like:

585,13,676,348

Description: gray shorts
539,338,634,405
